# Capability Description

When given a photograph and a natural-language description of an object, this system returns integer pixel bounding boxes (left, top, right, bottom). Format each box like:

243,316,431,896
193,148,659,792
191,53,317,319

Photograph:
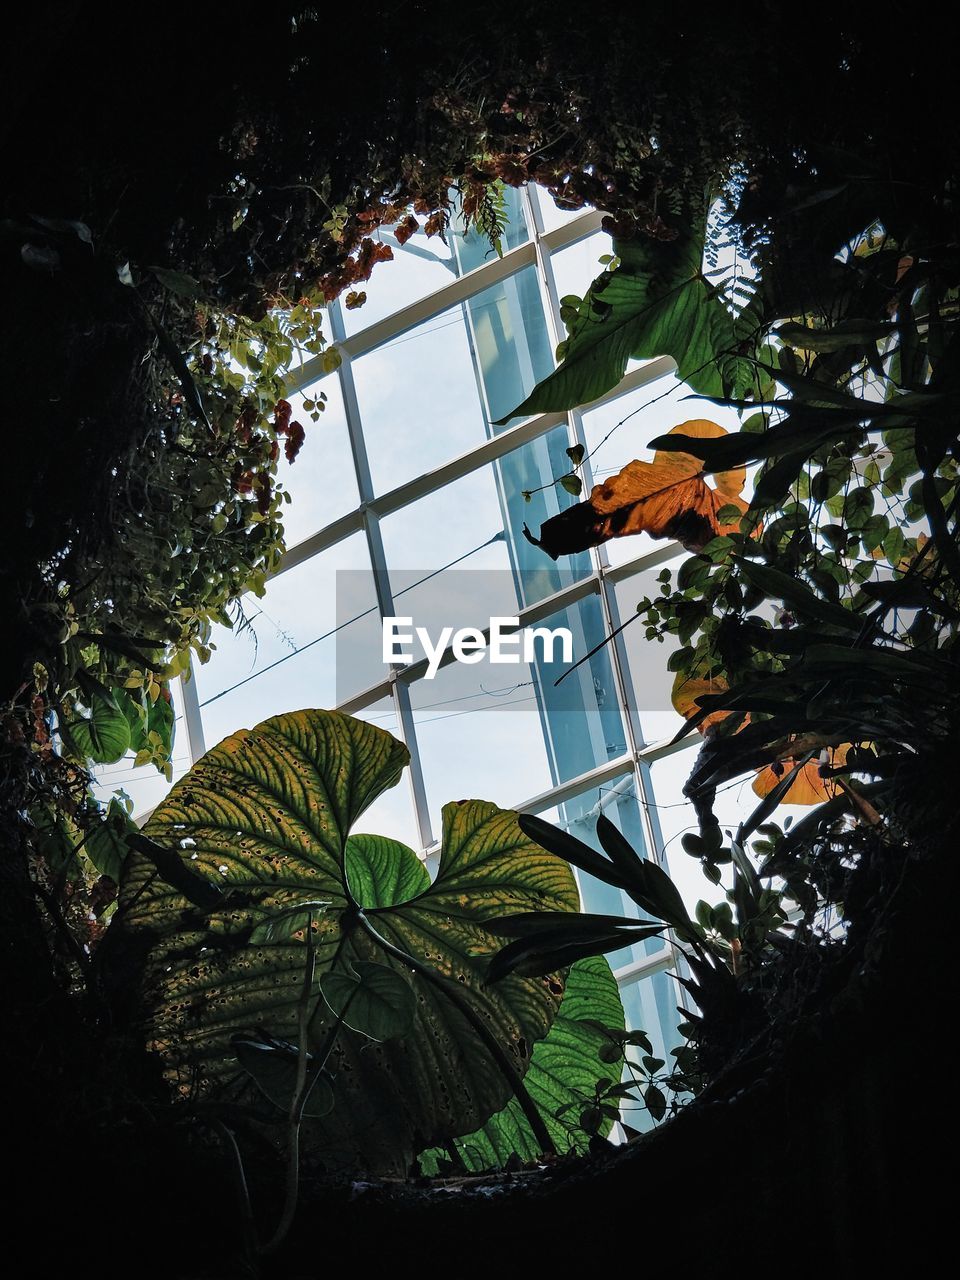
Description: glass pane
451,184,530,274
276,374,359,548
340,228,459,337
537,771,667,972
534,184,593,233
379,425,592,612
193,533,380,748
341,186,530,336
648,746,785,914
551,229,614,304
410,654,553,833
470,266,553,427
407,590,626,833
611,560,686,746
353,264,552,495
647,747,724,912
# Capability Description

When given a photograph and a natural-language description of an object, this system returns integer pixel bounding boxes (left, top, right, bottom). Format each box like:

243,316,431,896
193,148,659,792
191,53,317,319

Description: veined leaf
319,960,417,1041
494,200,757,423
62,691,131,763
424,956,625,1171
85,797,138,880
344,832,430,906
118,710,579,1174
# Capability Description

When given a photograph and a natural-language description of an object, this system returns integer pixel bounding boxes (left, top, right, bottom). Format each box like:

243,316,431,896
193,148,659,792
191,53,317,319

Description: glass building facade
98,185,764,1101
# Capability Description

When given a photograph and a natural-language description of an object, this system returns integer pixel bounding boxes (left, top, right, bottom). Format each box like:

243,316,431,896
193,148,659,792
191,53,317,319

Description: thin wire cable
362,680,534,723
415,693,539,725
199,531,505,708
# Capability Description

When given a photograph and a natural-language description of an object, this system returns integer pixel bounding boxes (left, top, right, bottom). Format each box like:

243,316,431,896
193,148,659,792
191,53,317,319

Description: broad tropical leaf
117,710,580,1173
85,797,138,880
118,684,176,756
494,201,757,423
319,959,418,1041
424,955,625,1171
62,689,131,763
524,421,748,559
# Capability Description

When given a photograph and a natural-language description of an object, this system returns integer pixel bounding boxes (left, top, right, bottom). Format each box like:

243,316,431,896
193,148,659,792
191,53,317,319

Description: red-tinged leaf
284,421,305,464
274,398,292,435
394,214,418,246
424,210,447,238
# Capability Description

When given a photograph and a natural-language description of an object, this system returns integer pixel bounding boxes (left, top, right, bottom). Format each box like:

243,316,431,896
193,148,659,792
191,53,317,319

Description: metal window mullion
528,201,690,990
612,948,676,986
531,190,664,877
328,300,376,503
535,203,655,838
272,365,677,582
391,680,434,852
527,186,602,501
364,508,435,853
330,300,434,852
527,188,619,778
514,752,635,816
638,734,699,768
179,657,207,764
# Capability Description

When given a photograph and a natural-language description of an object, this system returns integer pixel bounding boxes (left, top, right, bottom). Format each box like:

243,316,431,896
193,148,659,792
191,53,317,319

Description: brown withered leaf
524,421,748,559
671,668,742,734
752,744,851,806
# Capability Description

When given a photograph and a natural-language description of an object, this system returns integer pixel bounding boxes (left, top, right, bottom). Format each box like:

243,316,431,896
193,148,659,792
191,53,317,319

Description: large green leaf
345,831,430,906
438,955,625,1171
85,797,138,880
118,684,176,756
118,710,580,1173
319,960,417,1041
63,690,131,763
495,200,757,423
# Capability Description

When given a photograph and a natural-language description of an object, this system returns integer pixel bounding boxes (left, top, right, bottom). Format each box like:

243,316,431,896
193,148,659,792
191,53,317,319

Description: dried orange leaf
524,420,748,559
752,745,851,806
671,669,740,734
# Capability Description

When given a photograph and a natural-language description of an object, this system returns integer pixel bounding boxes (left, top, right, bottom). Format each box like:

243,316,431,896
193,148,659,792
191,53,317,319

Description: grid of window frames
99,185,761,1127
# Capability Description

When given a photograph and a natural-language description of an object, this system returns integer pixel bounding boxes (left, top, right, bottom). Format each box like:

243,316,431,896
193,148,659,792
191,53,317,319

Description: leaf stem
260,909,317,1257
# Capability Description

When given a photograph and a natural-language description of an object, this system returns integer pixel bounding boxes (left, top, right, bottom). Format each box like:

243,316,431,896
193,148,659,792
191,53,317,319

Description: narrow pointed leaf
517,811,628,889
